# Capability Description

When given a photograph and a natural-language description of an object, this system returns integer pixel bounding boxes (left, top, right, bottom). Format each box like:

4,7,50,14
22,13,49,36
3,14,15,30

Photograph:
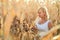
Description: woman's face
38,9,46,18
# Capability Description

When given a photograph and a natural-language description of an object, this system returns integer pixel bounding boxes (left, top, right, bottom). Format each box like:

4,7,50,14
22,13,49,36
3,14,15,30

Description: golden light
38,0,46,6
35,0,37,2
24,0,30,4
52,35,60,40
51,0,56,4
15,0,19,2
0,2,1,7
9,0,12,2
1,0,60,40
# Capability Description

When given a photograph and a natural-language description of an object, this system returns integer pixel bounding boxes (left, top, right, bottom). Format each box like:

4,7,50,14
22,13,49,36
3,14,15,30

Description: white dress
35,18,51,38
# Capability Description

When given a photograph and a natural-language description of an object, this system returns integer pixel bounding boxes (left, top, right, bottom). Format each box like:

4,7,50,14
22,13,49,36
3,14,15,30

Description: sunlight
24,0,30,4
15,0,19,2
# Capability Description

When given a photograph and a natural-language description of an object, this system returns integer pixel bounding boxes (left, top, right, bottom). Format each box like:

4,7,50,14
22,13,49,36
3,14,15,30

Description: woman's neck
39,17,47,24
41,17,47,21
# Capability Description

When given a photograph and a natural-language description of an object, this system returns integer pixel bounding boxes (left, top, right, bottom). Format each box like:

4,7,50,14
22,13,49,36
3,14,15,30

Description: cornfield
0,0,60,40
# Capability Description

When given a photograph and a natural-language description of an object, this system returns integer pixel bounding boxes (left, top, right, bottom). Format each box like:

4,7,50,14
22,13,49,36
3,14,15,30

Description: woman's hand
31,26,38,31
48,22,53,30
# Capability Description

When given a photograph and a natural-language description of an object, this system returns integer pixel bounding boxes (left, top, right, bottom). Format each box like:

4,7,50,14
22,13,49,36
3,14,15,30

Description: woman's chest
36,21,49,32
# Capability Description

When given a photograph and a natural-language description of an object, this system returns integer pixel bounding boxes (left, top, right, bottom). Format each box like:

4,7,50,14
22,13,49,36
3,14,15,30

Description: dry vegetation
0,0,60,40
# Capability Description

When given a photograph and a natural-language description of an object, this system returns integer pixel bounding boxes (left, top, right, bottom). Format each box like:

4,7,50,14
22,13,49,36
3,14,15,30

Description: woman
35,7,53,38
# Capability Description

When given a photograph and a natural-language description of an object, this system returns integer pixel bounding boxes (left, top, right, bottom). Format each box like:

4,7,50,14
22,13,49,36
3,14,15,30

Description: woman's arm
48,22,53,30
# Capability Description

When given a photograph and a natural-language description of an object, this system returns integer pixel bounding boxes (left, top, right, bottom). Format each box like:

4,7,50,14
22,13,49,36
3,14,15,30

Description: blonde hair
38,7,46,13
38,7,49,19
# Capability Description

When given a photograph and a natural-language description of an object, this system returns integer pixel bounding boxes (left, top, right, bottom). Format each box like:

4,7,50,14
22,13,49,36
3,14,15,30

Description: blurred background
0,0,60,40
